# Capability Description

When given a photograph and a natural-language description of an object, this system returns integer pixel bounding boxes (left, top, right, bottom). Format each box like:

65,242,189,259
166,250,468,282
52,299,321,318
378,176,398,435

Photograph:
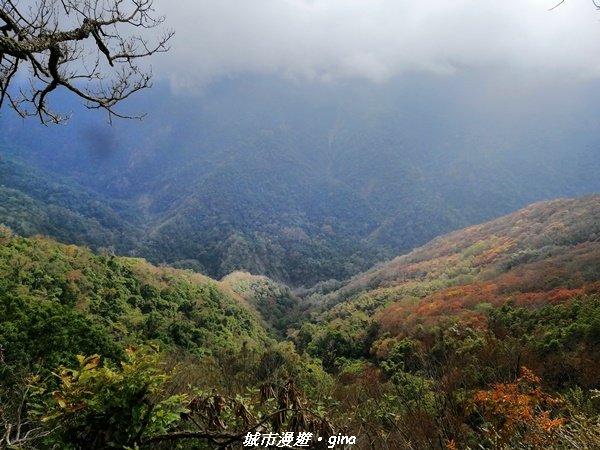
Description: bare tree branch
550,0,600,11
548,0,565,11
0,0,173,123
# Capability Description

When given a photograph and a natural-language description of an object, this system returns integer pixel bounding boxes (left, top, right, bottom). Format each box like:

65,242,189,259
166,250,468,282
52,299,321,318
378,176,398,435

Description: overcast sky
151,0,600,89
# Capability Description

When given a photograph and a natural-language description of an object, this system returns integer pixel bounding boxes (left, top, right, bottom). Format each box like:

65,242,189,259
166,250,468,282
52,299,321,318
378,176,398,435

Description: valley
2,193,600,448
3,1,600,448
3,77,600,287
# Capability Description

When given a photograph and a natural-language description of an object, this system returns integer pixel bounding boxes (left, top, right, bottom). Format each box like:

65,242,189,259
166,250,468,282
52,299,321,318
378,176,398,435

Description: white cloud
152,0,600,88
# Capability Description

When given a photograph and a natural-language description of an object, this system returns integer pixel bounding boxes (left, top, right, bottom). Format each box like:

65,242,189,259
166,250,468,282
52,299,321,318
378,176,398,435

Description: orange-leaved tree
469,366,565,449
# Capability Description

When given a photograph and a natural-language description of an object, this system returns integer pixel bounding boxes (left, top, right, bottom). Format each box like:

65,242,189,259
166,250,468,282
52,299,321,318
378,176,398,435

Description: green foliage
3,187,600,448
9,346,339,450
0,290,123,377
0,232,343,448
0,232,272,369
0,157,141,253
381,338,423,373
31,348,187,449
223,272,300,334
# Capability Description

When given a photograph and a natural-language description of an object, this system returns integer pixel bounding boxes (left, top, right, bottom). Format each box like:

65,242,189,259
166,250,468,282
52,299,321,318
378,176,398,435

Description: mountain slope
0,225,272,375
312,194,600,305
3,77,600,286
288,194,600,447
0,154,142,252
221,271,301,334
296,194,600,370
0,227,336,450
2,196,600,449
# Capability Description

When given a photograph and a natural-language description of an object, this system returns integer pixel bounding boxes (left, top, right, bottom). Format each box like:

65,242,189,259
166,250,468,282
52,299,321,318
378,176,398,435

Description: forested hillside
0,225,273,367
289,194,600,448
0,224,335,449
3,77,600,286
0,155,142,252
2,195,600,449
4,0,600,448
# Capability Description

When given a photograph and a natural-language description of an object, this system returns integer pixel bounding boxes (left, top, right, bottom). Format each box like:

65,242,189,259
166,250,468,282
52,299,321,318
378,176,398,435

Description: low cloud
153,0,600,88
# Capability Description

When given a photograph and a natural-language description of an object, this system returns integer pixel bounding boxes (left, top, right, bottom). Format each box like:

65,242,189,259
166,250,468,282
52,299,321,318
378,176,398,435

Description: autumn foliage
470,367,566,448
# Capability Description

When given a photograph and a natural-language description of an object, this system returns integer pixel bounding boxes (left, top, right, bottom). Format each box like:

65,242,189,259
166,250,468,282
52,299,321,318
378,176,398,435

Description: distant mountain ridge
0,154,142,252
3,77,600,286
298,194,600,350
323,194,600,302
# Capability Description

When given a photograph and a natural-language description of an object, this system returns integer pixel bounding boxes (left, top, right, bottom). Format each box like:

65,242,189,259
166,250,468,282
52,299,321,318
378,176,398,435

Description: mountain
221,271,301,334
295,193,600,376
309,194,600,308
2,195,600,449
2,76,600,286
0,227,333,449
0,225,272,375
0,154,142,253
288,194,600,448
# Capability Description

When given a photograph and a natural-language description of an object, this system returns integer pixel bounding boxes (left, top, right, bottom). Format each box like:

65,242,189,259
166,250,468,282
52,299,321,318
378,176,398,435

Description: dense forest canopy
3,2,600,449
2,196,600,448
2,75,600,286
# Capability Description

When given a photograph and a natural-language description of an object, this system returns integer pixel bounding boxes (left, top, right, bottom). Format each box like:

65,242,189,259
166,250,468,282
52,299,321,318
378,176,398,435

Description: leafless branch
0,370,56,447
550,0,600,11
0,0,173,123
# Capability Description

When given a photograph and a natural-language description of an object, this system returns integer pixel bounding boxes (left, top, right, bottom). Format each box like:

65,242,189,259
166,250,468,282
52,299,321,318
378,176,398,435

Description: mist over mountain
2,73,600,285
5,1,600,448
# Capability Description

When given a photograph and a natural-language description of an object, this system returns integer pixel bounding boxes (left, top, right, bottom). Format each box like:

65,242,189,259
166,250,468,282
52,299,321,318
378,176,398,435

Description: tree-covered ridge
0,226,339,449
5,76,600,287
221,271,301,335
287,194,600,448
3,195,600,448
0,155,142,252
0,224,271,375
296,194,600,360
311,194,600,306
132,142,390,286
